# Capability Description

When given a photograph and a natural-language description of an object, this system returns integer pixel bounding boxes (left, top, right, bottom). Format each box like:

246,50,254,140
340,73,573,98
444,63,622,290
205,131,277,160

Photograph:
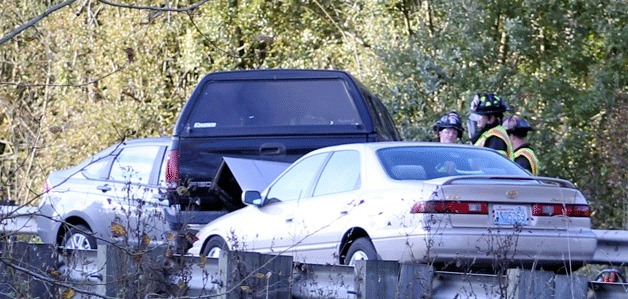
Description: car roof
118,136,171,147
307,141,493,155
202,69,353,80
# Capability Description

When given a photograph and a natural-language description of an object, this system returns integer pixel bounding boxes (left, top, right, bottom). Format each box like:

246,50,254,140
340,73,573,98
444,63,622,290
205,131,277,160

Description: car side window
109,145,160,184
313,150,360,197
265,153,328,202
82,156,113,180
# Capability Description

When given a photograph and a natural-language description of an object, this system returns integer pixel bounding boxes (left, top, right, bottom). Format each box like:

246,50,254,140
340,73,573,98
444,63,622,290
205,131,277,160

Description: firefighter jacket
514,144,539,175
472,124,514,160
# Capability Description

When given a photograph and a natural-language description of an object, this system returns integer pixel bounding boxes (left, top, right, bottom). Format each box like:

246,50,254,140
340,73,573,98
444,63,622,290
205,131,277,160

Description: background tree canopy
0,0,625,229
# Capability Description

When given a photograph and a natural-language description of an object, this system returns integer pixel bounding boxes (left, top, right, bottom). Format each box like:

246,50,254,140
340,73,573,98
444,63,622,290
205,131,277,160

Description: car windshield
377,146,529,180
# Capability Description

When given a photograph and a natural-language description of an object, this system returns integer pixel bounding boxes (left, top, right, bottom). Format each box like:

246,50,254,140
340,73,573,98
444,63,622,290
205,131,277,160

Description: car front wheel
202,237,228,259
62,224,97,250
344,237,378,266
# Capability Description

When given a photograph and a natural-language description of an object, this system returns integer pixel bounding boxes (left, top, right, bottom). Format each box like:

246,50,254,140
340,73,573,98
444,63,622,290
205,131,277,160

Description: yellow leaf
141,234,151,247
47,269,61,277
254,272,265,279
240,285,250,292
62,289,75,299
167,231,177,241
110,222,127,238
199,254,207,267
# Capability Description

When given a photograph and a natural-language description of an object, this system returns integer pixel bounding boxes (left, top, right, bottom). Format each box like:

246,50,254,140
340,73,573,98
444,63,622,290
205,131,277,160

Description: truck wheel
62,224,97,250
344,237,378,266
202,237,228,259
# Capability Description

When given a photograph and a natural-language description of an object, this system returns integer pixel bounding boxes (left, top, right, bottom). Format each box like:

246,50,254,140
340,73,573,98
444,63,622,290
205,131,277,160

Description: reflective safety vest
514,147,539,176
473,126,514,160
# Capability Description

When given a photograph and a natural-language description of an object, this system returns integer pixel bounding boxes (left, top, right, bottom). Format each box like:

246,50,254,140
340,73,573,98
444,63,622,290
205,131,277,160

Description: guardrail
1,243,626,298
591,229,628,264
1,205,627,298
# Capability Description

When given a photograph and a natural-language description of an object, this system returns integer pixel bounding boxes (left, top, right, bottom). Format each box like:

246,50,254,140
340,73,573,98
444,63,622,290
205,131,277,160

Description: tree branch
0,0,212,46
97,0,211,12
0,0,78,45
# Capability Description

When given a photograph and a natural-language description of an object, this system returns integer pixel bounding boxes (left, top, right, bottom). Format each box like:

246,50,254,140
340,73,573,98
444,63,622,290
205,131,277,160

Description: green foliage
0,0,625,228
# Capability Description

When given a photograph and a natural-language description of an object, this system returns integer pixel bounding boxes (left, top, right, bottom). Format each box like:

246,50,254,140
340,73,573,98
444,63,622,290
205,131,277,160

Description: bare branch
0,0,211,46
97,0,211,12
0,61,129,88
0,0,78,45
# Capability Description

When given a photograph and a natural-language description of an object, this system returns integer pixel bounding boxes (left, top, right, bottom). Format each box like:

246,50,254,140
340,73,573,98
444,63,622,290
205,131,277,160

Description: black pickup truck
164,69,401,249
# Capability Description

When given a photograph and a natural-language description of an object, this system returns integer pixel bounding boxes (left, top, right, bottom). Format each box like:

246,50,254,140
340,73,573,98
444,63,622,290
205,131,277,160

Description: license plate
492,205,529,225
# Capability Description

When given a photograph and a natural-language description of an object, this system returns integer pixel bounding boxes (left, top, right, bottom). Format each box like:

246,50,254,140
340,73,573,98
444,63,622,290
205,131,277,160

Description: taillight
165,149,179,189
531,204,590,217
411,201,488,214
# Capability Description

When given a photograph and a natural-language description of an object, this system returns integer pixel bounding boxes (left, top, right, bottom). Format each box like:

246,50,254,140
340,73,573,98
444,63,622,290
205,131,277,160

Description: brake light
165,149,179,189
531,204,590,217
411,201,488,214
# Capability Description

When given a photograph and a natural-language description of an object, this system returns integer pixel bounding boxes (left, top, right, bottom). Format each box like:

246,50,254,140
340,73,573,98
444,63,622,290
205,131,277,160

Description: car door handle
97,185,112,193
285,218,294,223
340,211,348,216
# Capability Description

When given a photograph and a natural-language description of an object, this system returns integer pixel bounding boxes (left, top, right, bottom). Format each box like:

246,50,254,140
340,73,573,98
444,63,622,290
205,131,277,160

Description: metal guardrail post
354,259,400,299
398,262,434,298
217,250,293,299
506,269,554,298
554,274,589,298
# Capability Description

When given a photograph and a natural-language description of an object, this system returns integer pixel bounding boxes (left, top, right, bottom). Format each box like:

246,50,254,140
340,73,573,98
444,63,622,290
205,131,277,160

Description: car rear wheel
344,237,378,266
62,224,97,250
202,237,228,259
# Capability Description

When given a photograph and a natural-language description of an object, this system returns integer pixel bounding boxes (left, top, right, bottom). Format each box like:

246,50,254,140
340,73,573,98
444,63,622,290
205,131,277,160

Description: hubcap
207,247,222,258
66,233,92,250
348,250,369,266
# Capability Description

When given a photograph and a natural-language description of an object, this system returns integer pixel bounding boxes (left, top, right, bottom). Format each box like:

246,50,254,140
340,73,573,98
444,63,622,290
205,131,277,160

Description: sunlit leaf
47,269,61,277
199,254,207,267
167,231,177,241
141,234,150,247
62,289,75,299
110,222,127,238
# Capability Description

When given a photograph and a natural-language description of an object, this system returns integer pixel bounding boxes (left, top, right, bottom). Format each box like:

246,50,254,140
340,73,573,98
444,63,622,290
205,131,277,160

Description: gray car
36,137,173,250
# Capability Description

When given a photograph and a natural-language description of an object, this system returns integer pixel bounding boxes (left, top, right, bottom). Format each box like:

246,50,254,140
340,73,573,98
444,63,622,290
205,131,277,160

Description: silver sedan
189,142,597,271
36,137,173,250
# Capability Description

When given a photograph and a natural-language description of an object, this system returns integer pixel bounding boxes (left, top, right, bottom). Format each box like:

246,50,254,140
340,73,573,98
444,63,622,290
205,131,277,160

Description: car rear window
184,78,364,135
377,146,529,180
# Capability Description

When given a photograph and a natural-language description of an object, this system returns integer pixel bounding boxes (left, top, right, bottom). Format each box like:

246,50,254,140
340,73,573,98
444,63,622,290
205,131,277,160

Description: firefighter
467,93,513,159
433,111,464,143
503,116,540,175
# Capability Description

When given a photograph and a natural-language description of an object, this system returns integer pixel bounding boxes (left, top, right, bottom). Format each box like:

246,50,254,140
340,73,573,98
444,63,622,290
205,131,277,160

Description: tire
344,237,378,266
62,224,97,250
202,237,228,259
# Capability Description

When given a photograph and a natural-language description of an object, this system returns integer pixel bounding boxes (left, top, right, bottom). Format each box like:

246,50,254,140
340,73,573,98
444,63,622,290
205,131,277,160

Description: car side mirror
242,190,263,206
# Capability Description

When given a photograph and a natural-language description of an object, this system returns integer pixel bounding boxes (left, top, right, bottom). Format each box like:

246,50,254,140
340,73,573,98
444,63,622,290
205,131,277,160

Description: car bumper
35,205,62,245
374,228,598,265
